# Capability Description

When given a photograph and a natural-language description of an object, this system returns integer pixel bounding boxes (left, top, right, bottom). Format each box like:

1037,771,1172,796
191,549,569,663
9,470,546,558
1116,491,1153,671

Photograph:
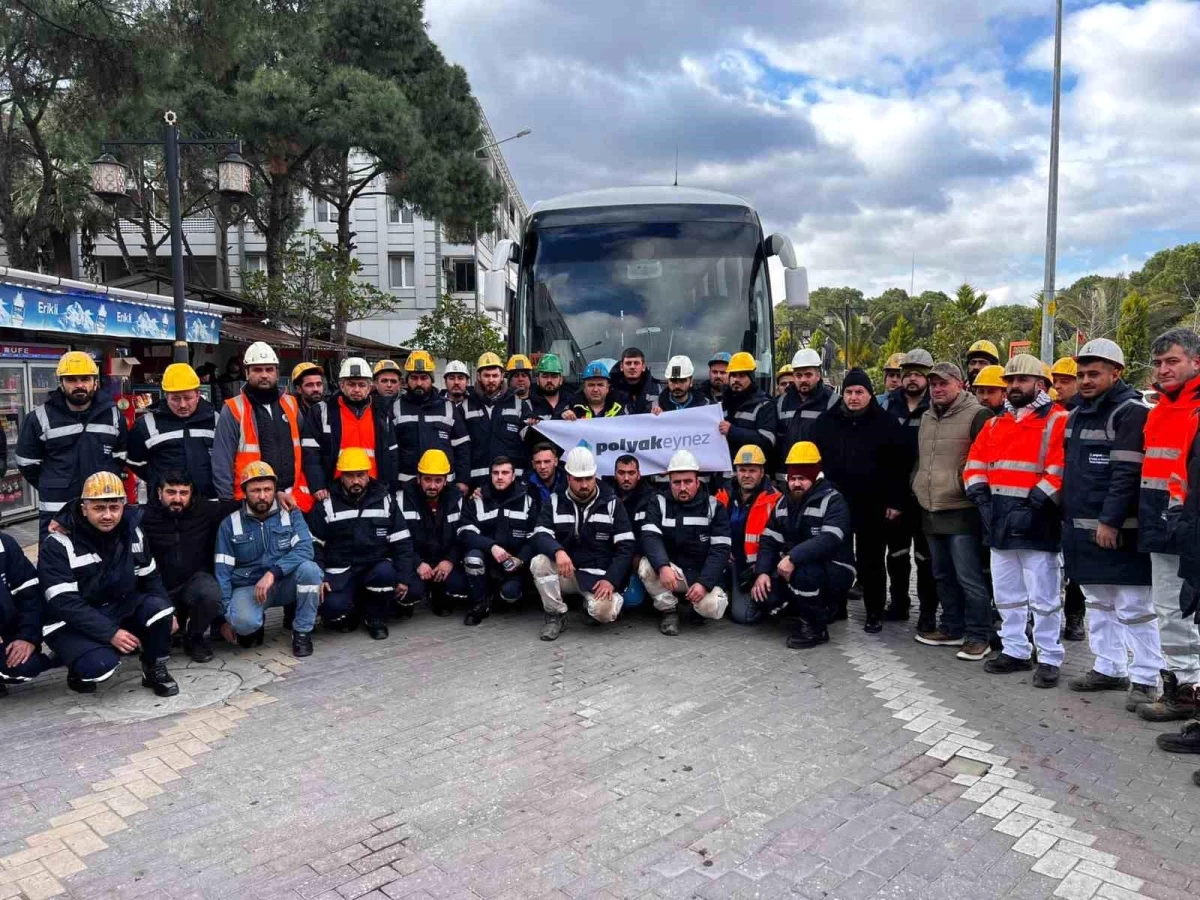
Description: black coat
462,388,532,487
756,476,855,574
126,398,218,499
531,483,635,590
140,497,240,594
1061,381,1151,585
396,481,462,566
308,479,412,582
777,381,838,459
392,391,470,484
881,387,929,469
809,399,908,523
458,482,538,561
640,490,732,590
609,370,662,415
722,385,778,461
0,531,41,644
1177,444,1200,606
301,392,399,494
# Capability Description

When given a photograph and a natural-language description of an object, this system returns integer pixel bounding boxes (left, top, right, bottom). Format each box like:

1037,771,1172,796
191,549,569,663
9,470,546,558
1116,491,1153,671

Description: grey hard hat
901,348,934,370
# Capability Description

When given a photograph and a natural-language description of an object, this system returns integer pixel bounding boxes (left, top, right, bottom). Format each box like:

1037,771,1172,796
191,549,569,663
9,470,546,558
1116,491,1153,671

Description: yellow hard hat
161,363,200,393
506,354,533,372
291,361,321,384
776,364,794,379
1039,360,1053,381
56,351,99,378
1051,357,1078,378
967,340,1000,362
417,449,451,476
972,365,1006,388
404,350,435,374
239,460,277,486
1003,354,1045,379
336,447,372,473
884,352,906,372
785,441,822,466
476,351,504,371
81,470,125,501
728,351,757,374
373,359,401,376
733,445,767,467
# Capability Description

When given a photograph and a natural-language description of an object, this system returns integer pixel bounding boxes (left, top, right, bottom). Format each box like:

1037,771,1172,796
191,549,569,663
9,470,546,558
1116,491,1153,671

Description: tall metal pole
1039,0,1063,364
163,112,189,363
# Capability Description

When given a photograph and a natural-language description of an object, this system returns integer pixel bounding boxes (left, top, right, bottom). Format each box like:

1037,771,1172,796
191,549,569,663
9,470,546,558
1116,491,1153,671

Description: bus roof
528,185,755,216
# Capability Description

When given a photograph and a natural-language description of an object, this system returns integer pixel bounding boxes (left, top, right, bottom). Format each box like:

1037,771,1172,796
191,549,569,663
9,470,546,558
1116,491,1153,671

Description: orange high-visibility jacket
225,392,313,512
1139,373,1200,553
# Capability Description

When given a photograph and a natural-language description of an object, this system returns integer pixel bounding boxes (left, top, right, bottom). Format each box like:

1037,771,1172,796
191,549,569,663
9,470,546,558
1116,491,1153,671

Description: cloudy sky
427,0,1200,307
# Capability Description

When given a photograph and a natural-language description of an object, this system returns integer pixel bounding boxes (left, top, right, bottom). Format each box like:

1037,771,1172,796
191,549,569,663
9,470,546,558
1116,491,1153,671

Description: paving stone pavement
1,600,1198,900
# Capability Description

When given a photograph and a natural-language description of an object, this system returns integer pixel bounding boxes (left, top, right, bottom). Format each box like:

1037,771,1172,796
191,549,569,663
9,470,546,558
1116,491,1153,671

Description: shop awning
0,267,235,345
220,318,406,353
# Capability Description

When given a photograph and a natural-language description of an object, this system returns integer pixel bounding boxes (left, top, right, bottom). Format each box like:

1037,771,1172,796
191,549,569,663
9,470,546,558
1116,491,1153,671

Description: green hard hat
535,353,563,374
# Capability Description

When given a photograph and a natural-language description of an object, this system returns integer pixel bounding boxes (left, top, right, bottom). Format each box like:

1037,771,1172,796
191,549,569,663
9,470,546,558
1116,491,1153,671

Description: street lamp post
90,110,252,363
1040,0,1064,364
472,129,531,313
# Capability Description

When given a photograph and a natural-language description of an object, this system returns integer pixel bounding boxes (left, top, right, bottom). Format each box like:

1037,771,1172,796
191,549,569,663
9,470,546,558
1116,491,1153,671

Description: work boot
394,602,415,620
464,600,490,627
984,652,1034,675
1139,676,1197,723
236,626,265,649
540,612,567,641
141,658,179,698
1126,682,1158,712
786,621,829,650
364,620,389,641
1032,663,1060,689
1156,720,1200,754
184,634,214,664
292,631,313,658
1068,670,1130,693
914,630,964,647
324,615,357,634
1062,613,1085,642
67,673,97,694
659,610,680,636
883,604,909,622
863,615,882,634
0,681,6,697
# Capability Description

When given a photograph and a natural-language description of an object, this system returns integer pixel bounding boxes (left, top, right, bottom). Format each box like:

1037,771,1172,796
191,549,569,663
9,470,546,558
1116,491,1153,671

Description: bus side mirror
785,267,809,308
766,233,798,268
483,270,507,312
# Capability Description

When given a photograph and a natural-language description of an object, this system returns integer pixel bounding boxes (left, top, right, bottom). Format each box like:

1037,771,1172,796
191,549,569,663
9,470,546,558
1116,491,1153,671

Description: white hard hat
1077,338,1125,368
791,348,822,369
563,445,598,478
244,341,279,366
666,449,700,473
444,360,470,377
665,355,695,379
338,357,371,380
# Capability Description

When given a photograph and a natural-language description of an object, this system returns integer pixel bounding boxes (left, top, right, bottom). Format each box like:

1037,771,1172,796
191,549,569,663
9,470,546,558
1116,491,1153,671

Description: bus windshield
514,205,770,380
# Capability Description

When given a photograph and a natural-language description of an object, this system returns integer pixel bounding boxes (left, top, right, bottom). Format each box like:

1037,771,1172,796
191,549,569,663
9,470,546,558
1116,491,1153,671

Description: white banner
534,405,732,476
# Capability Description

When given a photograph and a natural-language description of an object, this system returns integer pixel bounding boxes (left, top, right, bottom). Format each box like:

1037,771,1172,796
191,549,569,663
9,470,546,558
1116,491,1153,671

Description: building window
242,254,266,274
449,258,476,294
315,197,338,223
389,254,415,289
387,198,413,224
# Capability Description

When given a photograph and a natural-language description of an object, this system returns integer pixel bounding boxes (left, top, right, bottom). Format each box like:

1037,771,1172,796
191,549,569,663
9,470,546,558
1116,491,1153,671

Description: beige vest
912,390,982,512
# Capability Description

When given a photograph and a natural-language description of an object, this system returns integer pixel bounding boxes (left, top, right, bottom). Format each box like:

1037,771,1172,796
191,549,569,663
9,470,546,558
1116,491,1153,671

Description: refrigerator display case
0,345,66,522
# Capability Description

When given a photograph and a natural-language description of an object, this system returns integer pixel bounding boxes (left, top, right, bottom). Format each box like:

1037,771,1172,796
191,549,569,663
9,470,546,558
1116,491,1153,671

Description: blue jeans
728,559,764,624
926,532,991,642
228,562,322,635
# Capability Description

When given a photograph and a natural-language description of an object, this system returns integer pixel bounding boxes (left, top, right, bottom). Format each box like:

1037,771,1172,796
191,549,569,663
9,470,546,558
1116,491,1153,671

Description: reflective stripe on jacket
222,392,312,511
715,484,781,564
1139,373,1200,553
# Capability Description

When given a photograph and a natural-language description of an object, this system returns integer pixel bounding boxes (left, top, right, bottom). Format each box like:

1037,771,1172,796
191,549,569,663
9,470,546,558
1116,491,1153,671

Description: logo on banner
593,432,712,457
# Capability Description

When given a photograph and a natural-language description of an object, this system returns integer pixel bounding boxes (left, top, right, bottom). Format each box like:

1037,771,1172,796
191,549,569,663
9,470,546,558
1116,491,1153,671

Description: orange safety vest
716,484,781,563
963,403,1068,502
1142,373,1200,507
225,392,313,512
335,397,378,479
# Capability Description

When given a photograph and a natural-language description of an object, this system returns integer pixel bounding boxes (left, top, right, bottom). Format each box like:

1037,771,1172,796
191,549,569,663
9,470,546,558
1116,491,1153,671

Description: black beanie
842,368,874,394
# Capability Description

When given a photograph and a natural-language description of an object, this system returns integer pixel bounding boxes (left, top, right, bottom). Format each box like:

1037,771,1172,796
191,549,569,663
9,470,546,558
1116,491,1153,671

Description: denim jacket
214,503,316,607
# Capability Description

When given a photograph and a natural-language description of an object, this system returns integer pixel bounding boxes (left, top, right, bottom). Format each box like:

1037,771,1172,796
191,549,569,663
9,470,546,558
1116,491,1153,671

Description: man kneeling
308,448,413,640
39,472,178,695
215,462,322,657
638,450,732,635
530,446,634,640
752,442,855,648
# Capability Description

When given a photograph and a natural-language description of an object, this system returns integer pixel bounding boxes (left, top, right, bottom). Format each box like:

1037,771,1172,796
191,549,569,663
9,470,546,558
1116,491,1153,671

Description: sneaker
956,640,991,661
141,659,180,698
1156,721,1200,754
292,632,313,658
863,616,882,634
984,652,1033,674
914,630,965,647
659,610,680,637
540,612,567,641
184,634,214,664
1139,681,1197,723
1032,663,1060,689
1068,670,1129,692
1125,682,1159,712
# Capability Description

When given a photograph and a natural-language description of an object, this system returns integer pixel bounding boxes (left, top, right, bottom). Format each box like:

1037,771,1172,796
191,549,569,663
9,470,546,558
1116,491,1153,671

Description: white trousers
991,549,1064,666
1082,583,1163,686
529,554,623,622
636,558,729,619
1150,553,1200,685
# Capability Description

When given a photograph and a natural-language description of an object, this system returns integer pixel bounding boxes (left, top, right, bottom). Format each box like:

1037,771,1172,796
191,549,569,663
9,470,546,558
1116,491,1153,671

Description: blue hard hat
581,361,610,380
709,352,732,364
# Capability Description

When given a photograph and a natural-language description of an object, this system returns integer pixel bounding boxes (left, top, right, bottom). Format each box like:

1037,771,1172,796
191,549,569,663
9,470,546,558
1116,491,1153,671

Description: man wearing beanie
809,368,908,632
